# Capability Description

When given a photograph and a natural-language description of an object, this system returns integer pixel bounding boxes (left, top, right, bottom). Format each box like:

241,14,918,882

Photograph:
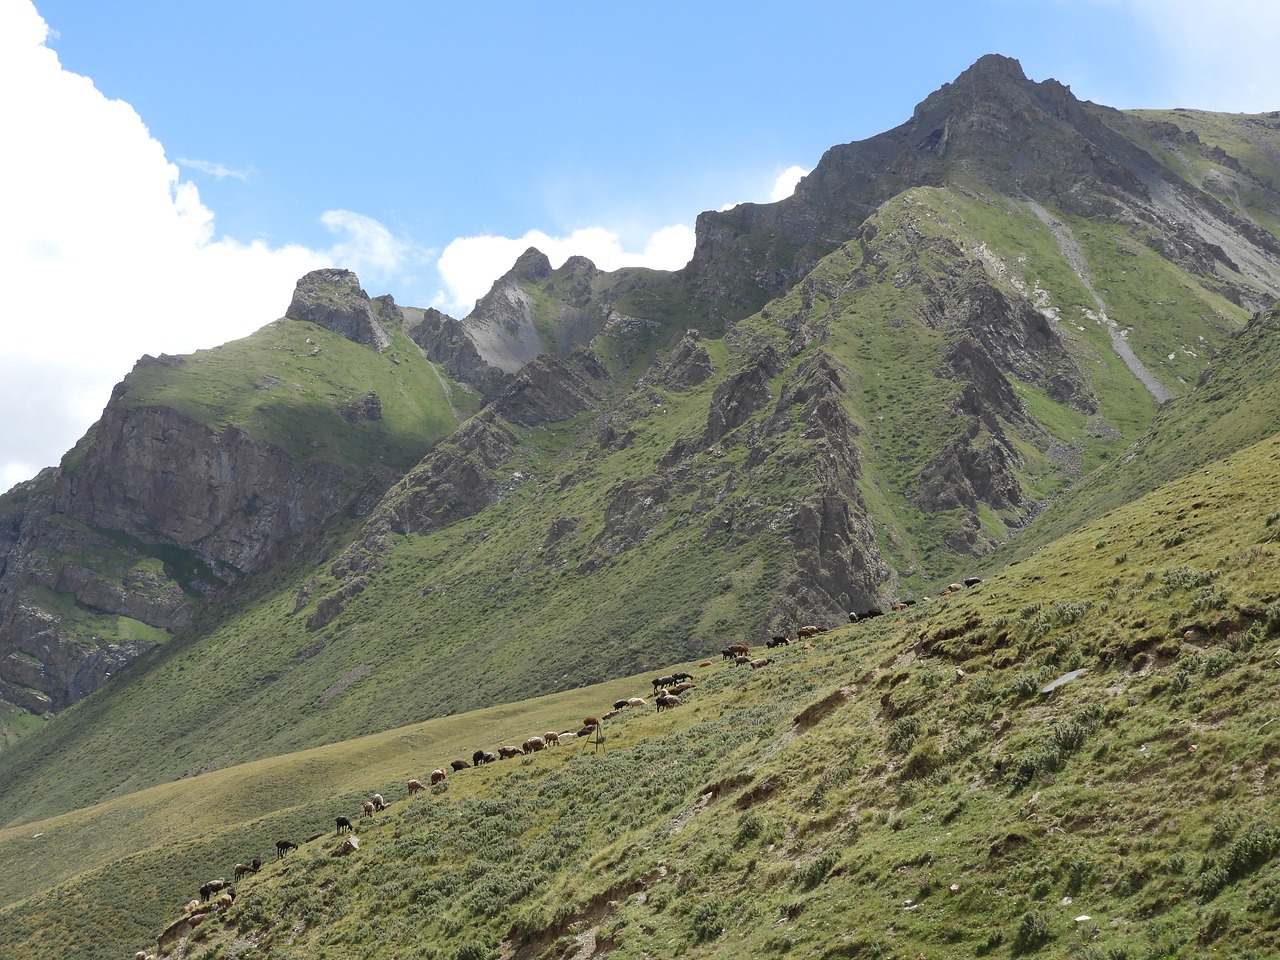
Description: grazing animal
964,576,983,587
699,659,713,667
430,768,447,785
336,816,355,834
602,708,622,720
720,648,736,661
407,778,426,795
200,878,229,900
575,724,598,738
671,671,694,682
544,731,560,745
362,801,376,817
670,681,695,695
233,859,261,880
183,899,201,915
305,832,324,843
497,745,523,759
522,735,547,754
581,717,600,728
656,694,682,711
450,759,470,772
797,625,823,638
734,654,751,665
627,697,647,707
371,793,386,811
651,675,676,693
727,643,749,658
750,657,775,670
217,889,236,911
472,749,488,766
767,636,790,648
613,698,630,710
479,751,498,763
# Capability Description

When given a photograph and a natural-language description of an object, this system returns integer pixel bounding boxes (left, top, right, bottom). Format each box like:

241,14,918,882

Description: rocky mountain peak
286,268,392,352
513,247,553,281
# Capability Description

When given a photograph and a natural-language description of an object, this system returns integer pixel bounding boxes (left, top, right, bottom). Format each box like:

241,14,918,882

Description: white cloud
177,157,250,180
771,165,809,201
434,224,696,316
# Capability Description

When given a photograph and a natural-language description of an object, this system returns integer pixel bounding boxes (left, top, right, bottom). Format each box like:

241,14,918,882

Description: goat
407,778,426,795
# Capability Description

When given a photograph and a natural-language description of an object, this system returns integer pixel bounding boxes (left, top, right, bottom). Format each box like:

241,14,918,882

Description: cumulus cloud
434,224,696,316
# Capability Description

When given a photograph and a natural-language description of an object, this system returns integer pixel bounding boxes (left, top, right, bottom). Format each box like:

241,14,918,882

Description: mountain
0,53,1278,818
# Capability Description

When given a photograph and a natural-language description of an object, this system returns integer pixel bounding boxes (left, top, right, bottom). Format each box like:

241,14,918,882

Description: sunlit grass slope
4,432,1280,958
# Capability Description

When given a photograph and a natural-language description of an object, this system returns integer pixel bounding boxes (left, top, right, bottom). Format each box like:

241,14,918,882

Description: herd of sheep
138,631,824,957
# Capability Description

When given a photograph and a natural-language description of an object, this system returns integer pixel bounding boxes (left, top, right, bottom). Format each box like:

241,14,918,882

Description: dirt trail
1025,199,1174,403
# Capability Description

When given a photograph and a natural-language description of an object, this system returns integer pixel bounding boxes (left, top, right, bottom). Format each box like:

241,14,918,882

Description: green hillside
3,431,1280,958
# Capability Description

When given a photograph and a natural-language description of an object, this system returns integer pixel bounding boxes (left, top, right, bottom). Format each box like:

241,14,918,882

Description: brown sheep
601,708,622,721
656,694,682,711
497,745,523,759
523,735,547,754
450,759,470,772
797,625,823,638
362,800,376,817
430,768,447,785
581,717,600,728
544,731,561,745
670,681,695,695
217,888,236,911
233,858,261,880
407,778,426,795
749,657,775,670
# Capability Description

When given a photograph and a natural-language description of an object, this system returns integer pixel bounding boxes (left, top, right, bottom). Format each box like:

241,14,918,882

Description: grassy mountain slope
0,178,1264,825
3,431,1280,959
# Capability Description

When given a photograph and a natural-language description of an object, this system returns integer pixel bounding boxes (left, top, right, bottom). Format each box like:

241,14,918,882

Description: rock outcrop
286,268,392,351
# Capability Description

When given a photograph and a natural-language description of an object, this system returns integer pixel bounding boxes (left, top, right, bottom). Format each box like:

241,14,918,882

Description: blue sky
2,0,1278,489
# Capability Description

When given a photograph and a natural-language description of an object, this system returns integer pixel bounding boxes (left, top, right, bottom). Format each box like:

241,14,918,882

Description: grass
4,433,1280,958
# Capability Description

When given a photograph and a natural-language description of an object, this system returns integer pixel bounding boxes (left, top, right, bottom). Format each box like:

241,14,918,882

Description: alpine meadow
3,54,1280,959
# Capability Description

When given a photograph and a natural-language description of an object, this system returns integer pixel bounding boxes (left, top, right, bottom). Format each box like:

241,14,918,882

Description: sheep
581,716,600,728
750,657,775,670
199,878,229,900
670,681,695,695
522,735,547,754
182,900,201,915
656,694,681,711
602,708,622,721
557,731,577,741
497,745,523,759
627,697,647,707
671,671,694,682
767,636,790,648
336,816,355,834
216,888,236,911
472,749,488,765
430,768,447,785
362,800,376,817
544,731,560,746
371,793,386,811
304,832,325,843
407,778,426,795
652,675,676,693
797,625,824,638
450,759,470,772
613,698,629,710
734,654,751,665
699,659,713,667
575,725,598,738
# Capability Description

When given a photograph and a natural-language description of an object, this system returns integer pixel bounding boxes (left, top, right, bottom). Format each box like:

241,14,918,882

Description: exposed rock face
489,348,607,427
55,401,352,578
407,307,508,397
286,268,392,351
341,392,383,424
657,330,714,388
689,54,1280,317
